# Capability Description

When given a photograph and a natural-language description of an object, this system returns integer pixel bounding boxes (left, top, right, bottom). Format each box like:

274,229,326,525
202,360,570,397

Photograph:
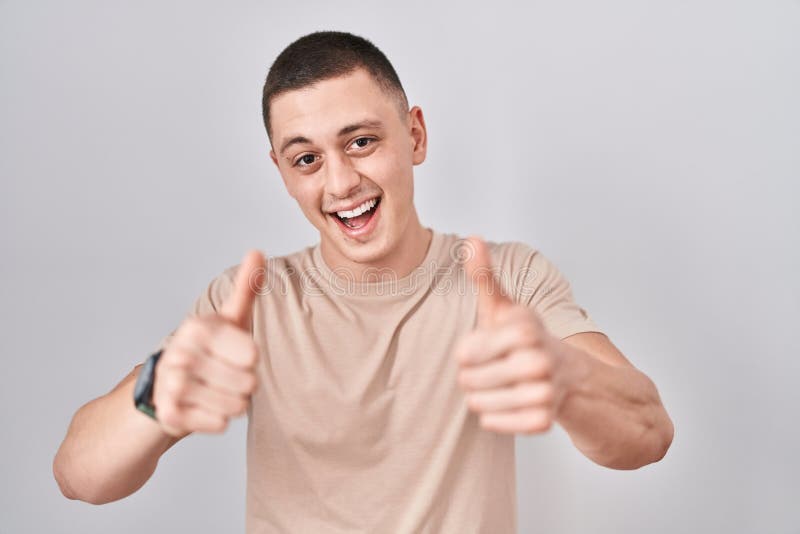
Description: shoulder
451,234,572,306
484,238,539,271
217,245,315,282
484,238,545,304
217,244,320,302
454,235,542,299
192,247,306,309
429,230,538,268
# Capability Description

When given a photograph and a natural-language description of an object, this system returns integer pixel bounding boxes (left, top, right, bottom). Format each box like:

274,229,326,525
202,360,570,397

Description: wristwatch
133,350,163,420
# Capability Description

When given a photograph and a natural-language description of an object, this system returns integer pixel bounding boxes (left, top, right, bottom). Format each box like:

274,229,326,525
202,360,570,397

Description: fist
455,237,565,435
152,250,265,437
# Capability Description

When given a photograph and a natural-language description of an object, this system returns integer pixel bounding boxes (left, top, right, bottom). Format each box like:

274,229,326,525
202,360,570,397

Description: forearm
554,343,674,470
53,365,186,504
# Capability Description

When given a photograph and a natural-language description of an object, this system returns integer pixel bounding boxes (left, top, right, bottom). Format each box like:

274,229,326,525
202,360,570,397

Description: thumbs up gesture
454,237,566,435
151,250,266,437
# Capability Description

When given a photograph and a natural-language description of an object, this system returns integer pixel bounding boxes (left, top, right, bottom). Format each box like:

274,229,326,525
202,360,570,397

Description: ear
408,106,427,165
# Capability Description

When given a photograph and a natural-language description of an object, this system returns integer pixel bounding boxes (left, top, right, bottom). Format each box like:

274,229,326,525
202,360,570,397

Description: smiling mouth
332,196,382,230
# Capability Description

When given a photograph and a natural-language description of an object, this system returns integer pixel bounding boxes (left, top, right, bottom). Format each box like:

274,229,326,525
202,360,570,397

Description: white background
1,1,798,532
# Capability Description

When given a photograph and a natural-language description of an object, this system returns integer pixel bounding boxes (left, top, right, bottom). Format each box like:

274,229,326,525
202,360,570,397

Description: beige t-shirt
157,229,603,533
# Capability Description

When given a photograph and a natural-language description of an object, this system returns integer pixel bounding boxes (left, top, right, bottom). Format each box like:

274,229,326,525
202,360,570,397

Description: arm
555,332,674,470
52,364,188,504
455,237,673,470
53,250,264,505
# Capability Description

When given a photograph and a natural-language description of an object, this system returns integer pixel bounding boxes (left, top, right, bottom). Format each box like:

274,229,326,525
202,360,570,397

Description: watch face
133,351,161,406
133,366,150,404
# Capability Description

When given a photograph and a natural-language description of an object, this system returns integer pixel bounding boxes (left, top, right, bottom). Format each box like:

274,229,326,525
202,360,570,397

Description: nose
324,151,361,199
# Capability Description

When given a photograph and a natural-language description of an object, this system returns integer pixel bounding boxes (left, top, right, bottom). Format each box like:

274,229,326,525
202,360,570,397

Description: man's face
268,68,427,266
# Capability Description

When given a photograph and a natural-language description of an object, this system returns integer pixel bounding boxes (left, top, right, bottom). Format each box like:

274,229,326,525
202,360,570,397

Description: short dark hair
261,31,409,143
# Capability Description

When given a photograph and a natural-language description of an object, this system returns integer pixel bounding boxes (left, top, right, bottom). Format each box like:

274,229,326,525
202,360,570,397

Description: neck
320,213,433,281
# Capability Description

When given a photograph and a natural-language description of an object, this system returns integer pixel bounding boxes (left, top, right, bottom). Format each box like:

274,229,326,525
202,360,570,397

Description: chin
333,231,393,265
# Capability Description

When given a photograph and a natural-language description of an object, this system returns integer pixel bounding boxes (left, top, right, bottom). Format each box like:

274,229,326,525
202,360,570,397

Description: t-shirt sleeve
492,241,604,340
151,267,236,353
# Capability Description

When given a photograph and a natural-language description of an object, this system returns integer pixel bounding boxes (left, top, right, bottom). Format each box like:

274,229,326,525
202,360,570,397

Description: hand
152,250,266,437
454,236,566,435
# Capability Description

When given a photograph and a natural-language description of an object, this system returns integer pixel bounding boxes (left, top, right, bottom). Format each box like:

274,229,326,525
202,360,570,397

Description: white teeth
336,197,377,219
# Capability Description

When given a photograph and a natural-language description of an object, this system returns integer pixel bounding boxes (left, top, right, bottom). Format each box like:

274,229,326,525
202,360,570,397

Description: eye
350,136,376,150
293,154,318,168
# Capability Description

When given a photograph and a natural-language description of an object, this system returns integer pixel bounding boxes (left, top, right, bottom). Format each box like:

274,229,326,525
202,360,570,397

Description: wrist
133,350,163,420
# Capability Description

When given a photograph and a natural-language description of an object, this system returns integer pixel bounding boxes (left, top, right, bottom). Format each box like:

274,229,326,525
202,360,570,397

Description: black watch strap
133,350,163,420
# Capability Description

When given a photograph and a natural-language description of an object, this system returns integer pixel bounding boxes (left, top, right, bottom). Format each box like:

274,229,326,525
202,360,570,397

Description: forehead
270,68,402,148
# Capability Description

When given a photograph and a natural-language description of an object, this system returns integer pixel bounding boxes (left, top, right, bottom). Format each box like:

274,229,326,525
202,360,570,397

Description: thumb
462,236,513,327
220,249,266,329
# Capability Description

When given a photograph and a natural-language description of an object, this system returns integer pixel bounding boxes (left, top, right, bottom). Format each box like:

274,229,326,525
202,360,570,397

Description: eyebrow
279,119,385,157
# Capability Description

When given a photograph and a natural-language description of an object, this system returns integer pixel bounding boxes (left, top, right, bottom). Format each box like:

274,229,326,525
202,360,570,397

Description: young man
54,31,673,533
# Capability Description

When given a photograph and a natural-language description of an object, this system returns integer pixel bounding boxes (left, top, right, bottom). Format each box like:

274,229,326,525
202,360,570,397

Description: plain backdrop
1,1,798,533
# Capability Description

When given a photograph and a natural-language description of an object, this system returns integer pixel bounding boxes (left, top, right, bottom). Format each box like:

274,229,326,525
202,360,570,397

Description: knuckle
454,333,479,363
222,396,240,416
243,342,259,367
479,414,501,432
243,373,258,394
211,417,229,433
179,316,203,336
518,384,538,404
157,403,179,427
517,354,540,380
539,356,555,377
513,330,532,350
515,321,538,347
164,372,188,398
522,412,551,434
539,417,553,432
163,347,192,368
479,413,492,429
178,317,211,345
539,383,556,404
207,318,227,336
232,397,249,416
